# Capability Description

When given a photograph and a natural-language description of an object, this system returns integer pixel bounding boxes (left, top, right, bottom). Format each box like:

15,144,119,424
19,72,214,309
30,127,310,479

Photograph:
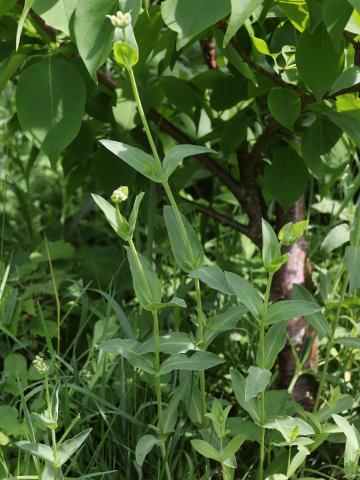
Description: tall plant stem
258,272,274,480
313,274,349,412
127,67,195,264
194,278,207,426
127,66,207,425
127,238,172,480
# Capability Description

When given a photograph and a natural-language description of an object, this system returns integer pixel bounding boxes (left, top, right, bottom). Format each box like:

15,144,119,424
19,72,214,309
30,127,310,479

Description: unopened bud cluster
111,186,129,204
106,11,131,28
33,355,48,374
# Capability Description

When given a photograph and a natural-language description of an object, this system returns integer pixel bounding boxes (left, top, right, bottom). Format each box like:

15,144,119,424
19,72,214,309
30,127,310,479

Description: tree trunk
274,197,318,410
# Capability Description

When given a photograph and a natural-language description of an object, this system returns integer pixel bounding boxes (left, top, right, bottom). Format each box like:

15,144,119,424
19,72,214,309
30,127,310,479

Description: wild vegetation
1,0,360,479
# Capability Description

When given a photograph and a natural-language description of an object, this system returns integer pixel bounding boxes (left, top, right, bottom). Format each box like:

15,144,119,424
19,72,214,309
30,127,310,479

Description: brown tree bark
273,197,318,410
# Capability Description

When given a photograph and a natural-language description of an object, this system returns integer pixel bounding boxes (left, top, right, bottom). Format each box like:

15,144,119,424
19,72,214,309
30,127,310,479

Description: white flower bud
111,186,129,204
123,12,131,26
32,355,48,374
116,11,124,23
106,14,118,27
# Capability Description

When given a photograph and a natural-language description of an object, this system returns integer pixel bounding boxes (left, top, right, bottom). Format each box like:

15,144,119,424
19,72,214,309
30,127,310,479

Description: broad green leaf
296,23,344,101
267,88,301,130
245,366,271,401
258,321,287,370
225,272,263,317
148,297,187,311
57,429,92,465
292,285,330,338
227,417,262,443
324,0,353,51
135,434,159,466
51,382,60,423
163,205,204,273
129,192,145,236
100,140,164,182
221,434,247,461
92,194,130,241
189,265,232,295
223,0,263,46
0,406,25,436
161,0,231,47
191,439,222,462
265,300,322,326
321,224,350,253
138,332,196,355
325,108,360,147
231,369,260,424
160,352,224,375
16,441,54,463
301,117,349,181
33,0,76,36
16,0,35,51
74,0,116,81
336,337,360,349
163,144,213,179
16,59,86,166
278,221,308,246
100,338,155,373
344,246,360,291
264,147,308,213
331,66,360,94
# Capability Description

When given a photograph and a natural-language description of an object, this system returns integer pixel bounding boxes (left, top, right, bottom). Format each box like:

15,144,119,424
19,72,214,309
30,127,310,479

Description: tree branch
183,198,254,238
200,37,218,70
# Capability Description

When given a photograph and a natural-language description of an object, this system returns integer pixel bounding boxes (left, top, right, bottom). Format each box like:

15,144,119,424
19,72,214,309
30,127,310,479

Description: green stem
195,278,206,426
258,272,274,480
127,237,171,480
313,273,349,412
45,374,59,471
127,66,194,264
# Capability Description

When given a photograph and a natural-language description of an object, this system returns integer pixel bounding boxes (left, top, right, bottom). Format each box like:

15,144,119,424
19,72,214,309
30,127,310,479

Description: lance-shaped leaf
245,366,271,401
16,441,54,463
100,140,164,182
330,66,360,95
160,351,224,375
332,414,360,479
57,428,92,465
225,272,263,317
265,300,321,326
92,194,129,241
135,434,159,466
189,265,232,294
257,321,287,370
163,205,204,272
126,246,162,309
293,284,330,338
191,439,222,462
344,246,360,292
261,219,288,272
163,144,213,179
138,332,196,355
231,369,260,424
100,338,155,374
41,465,63,480
128,192,145,236
221,434,247,462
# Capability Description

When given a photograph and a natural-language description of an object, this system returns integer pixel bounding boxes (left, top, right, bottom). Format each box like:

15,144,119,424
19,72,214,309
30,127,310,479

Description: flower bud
111,186,129,204
123,12,131,26
33,355,48,374
106,14,118,26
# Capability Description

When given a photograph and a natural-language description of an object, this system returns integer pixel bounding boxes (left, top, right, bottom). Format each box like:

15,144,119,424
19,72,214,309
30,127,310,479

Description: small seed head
111,186,129,204
33,355,48,374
